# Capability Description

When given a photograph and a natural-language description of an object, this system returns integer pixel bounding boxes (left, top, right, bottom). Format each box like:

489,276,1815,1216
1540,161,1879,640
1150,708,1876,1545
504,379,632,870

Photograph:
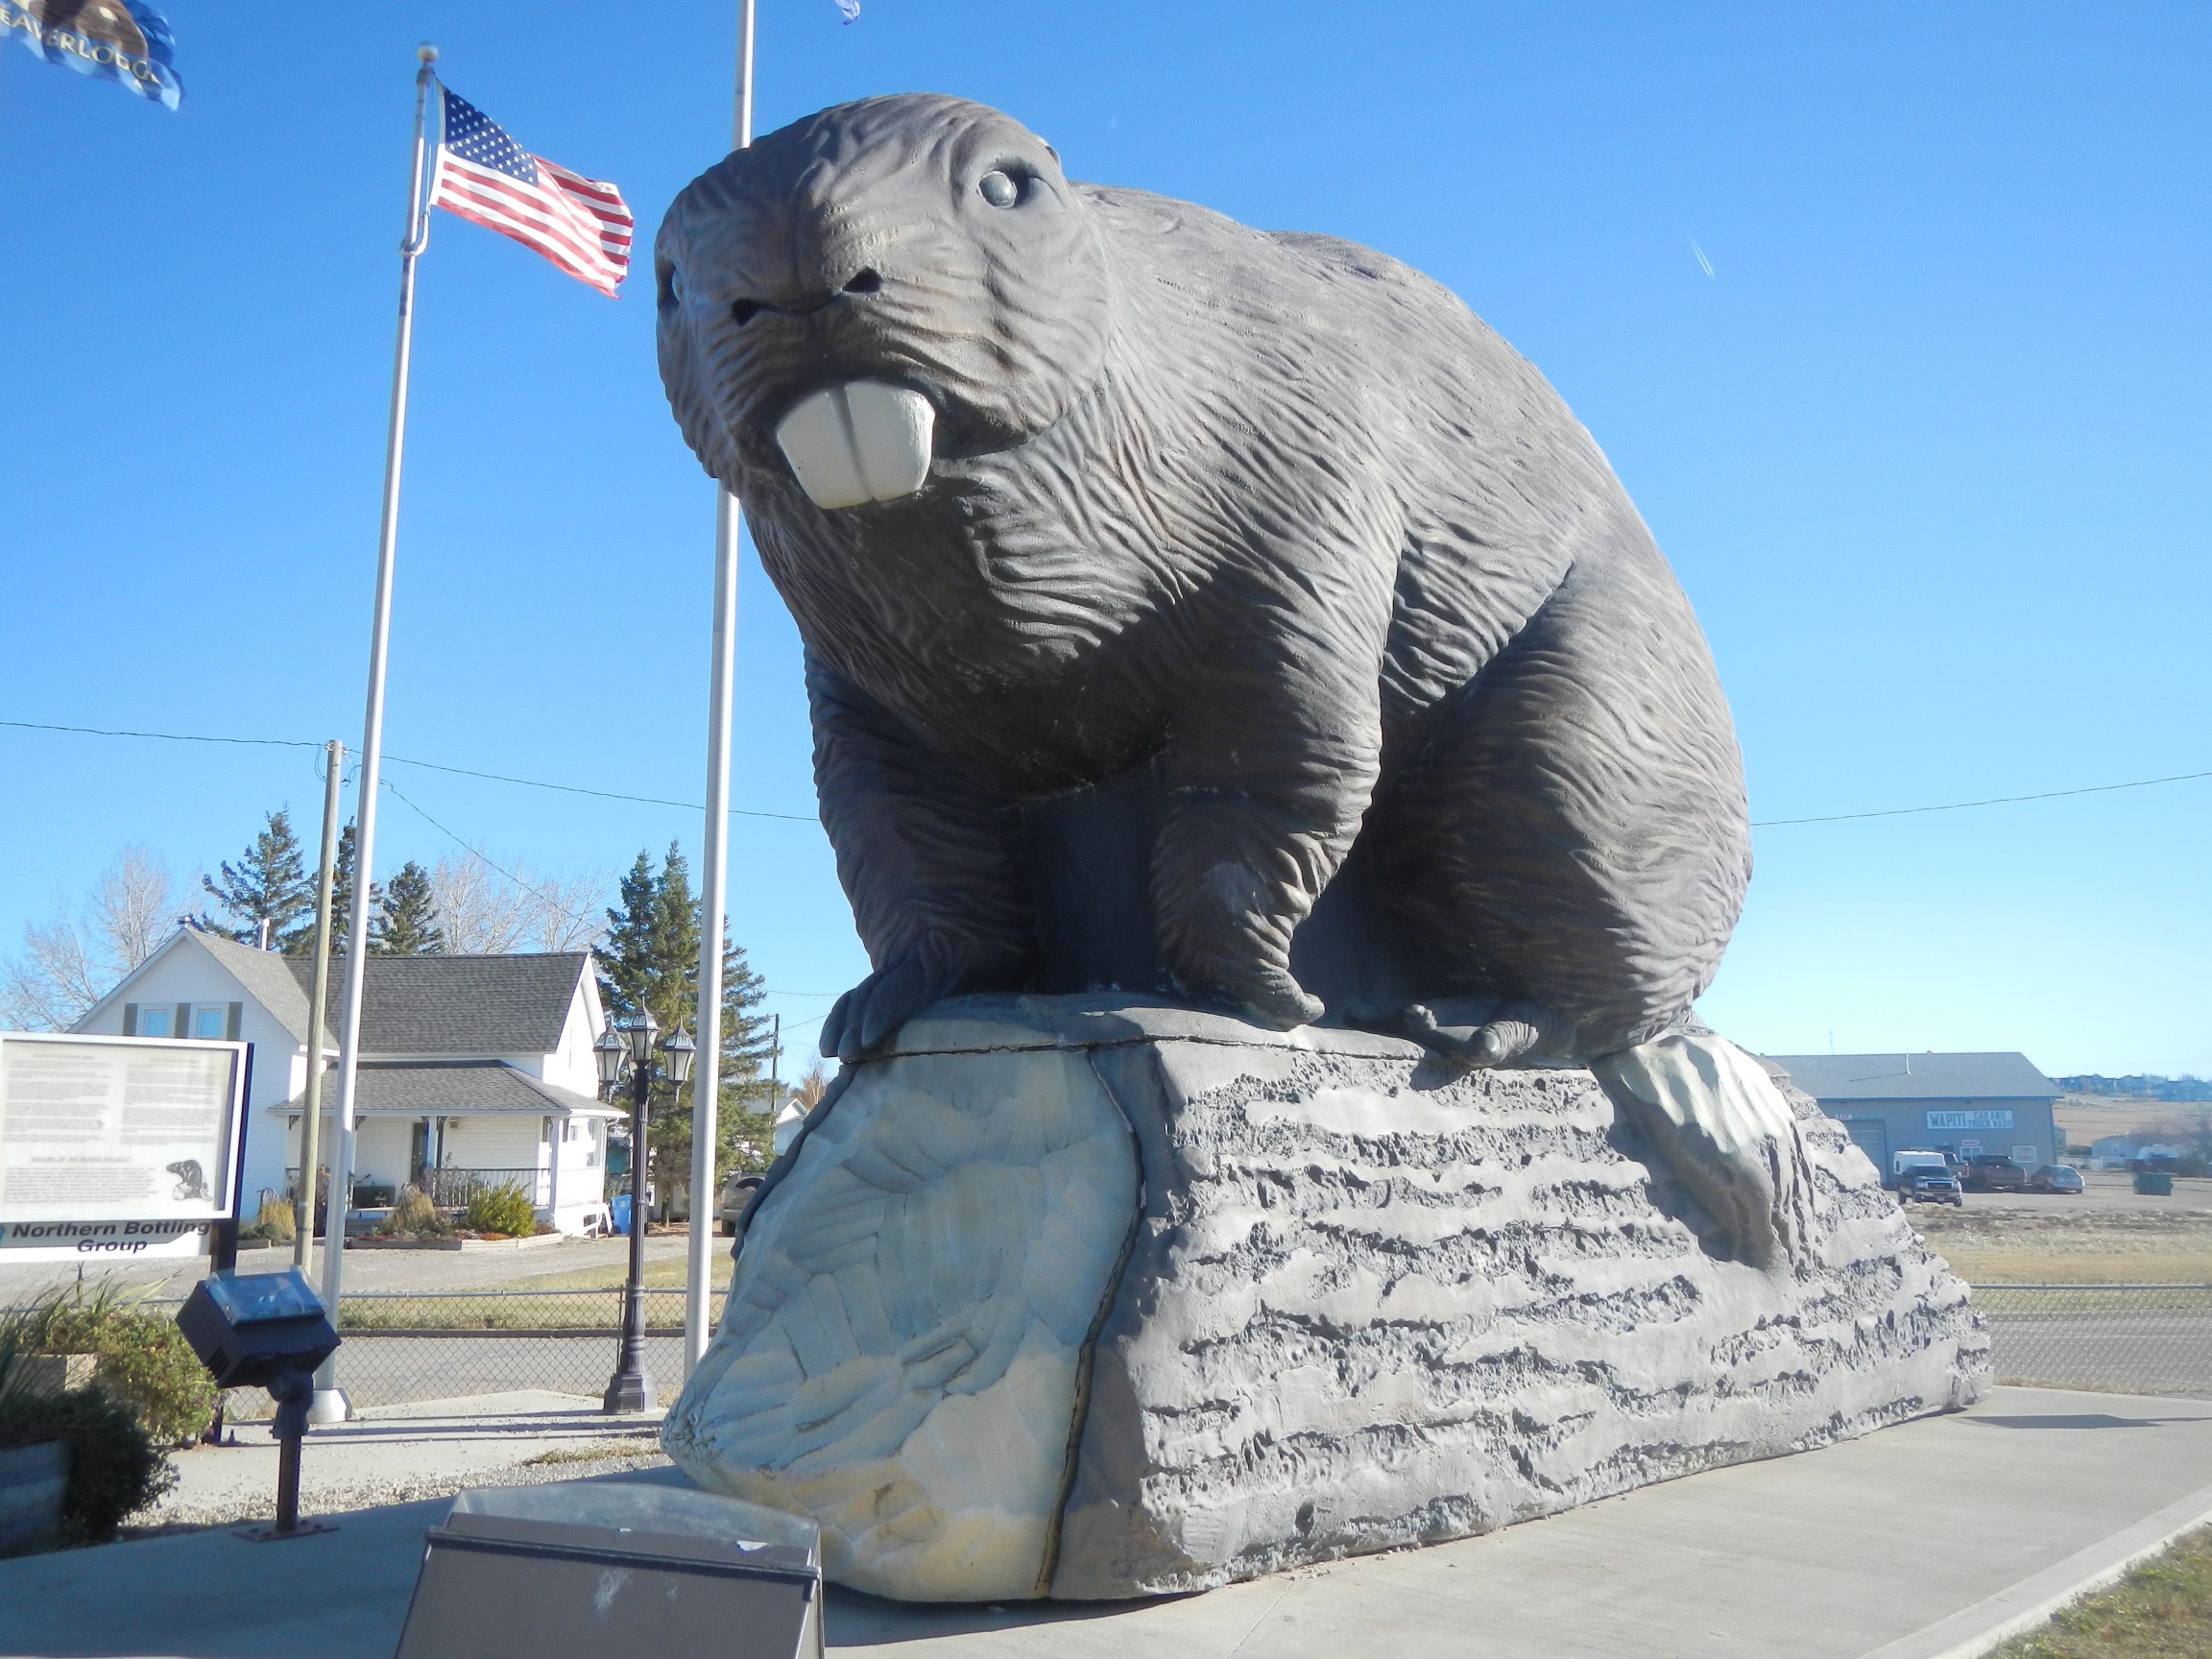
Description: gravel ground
132,1443,676,1533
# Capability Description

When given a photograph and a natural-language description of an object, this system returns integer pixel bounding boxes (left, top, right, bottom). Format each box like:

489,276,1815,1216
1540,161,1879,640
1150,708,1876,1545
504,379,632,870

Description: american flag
428,87,633,297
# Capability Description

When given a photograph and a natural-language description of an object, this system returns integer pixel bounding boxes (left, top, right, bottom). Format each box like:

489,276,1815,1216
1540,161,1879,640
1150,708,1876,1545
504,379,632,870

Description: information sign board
0,1033,247,1226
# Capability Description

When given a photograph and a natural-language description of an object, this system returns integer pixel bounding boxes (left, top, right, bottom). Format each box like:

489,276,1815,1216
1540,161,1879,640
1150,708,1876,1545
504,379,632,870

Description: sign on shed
0,1033,247,1259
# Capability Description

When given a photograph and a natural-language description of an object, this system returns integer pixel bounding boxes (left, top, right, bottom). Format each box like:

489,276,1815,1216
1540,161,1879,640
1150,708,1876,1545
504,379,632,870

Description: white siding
71,935,302,1216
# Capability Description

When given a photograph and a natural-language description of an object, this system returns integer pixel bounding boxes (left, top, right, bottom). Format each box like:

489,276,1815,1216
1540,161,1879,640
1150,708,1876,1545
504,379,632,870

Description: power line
0,717,817,823
1751,768,2212,828
10,714,2202,833
379,778,603,933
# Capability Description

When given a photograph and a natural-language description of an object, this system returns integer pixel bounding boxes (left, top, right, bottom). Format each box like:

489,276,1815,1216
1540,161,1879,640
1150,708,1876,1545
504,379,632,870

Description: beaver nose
728,268,884,326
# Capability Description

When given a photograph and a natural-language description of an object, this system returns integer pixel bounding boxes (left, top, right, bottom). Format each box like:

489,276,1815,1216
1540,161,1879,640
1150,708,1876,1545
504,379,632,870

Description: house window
192,1005,228,1040
137,1006,174,1038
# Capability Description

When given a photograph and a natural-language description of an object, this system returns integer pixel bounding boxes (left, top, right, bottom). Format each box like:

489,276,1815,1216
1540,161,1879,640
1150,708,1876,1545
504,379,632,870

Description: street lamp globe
659,1026,697,1086
592,1022,627,1088
620,1007,661,1068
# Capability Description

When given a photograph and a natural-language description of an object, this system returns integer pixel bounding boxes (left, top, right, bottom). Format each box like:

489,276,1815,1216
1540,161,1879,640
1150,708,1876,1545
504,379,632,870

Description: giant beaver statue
655,94,1754,1091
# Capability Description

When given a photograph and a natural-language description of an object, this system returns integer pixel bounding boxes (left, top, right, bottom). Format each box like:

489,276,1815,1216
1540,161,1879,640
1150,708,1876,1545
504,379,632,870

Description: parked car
1899,1168,1963,1207
1960,1155,2027,1193
2028,1164,2084,1194
716,1171,765,1237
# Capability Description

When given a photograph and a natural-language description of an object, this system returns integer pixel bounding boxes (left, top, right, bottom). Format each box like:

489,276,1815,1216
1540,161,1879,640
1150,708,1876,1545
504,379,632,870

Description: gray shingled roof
267,1060,617,1118
1763,1052,2058,1101
190,934,589,1054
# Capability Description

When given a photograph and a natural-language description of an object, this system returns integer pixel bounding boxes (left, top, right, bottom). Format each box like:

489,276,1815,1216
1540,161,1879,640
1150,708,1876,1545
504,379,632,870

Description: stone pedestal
661,997,1985,1601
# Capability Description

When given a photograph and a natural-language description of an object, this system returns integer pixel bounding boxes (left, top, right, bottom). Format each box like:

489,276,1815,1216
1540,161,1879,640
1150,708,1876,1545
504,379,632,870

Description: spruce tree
283,824,380,957
596,844,773,1202
200,810,313,947
374,861,445,956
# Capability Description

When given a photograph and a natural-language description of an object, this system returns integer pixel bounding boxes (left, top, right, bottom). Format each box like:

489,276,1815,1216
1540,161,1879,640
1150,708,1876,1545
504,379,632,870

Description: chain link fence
201,1288,725,1419
28,1281,2212,1421
272,1283,2212,1410
1974,1284,2212,1396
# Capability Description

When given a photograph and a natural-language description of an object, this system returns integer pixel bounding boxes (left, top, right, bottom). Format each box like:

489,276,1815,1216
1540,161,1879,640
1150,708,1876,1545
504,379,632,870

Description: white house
72,929,623,1235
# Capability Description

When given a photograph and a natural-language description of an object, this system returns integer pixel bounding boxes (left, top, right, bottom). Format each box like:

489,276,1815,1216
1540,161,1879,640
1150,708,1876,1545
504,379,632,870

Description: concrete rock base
661,997,1985,1601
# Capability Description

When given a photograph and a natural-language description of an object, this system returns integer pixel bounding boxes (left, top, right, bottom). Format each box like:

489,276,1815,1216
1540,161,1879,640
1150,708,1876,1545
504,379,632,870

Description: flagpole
311,43,439,1426
685,0,757,1377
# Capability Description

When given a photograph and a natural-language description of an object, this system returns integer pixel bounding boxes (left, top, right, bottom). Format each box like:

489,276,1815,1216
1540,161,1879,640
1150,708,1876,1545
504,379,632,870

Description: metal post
209,1045,253,1277
685,0,757,1377
314,45,439,1427
294,741,344,1272
605,1059,656,1412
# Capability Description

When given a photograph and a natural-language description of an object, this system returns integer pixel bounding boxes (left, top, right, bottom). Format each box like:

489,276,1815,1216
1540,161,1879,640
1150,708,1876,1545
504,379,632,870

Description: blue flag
1,0,182,110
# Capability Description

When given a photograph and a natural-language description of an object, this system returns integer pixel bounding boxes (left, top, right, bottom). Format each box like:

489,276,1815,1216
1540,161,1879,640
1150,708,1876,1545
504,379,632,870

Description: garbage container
2135,1169,2175,1196
611,1193,633,1235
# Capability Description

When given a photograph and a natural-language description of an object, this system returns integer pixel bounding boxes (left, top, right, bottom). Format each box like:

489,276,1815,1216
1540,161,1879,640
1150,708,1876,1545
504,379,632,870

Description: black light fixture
592,1022,626,1088
604,1007,664,1415
659,1026,696,1086
620,1007,660,1068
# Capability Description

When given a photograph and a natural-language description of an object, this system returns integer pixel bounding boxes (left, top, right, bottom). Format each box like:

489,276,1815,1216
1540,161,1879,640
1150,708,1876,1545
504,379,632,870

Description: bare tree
91,846,180,974
1,847,184,1030
794,1060,829,1110
428,852,605,956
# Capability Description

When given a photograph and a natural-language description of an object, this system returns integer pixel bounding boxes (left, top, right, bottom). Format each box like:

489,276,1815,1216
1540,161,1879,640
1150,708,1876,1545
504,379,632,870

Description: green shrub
0,1335,174,1545
378,1186,445,1237
241,1195,296,1242
8,1286,218,1450
463,1181,538,1238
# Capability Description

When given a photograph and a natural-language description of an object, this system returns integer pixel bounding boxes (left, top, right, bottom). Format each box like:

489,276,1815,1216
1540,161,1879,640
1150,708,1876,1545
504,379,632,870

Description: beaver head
657,94,1112,510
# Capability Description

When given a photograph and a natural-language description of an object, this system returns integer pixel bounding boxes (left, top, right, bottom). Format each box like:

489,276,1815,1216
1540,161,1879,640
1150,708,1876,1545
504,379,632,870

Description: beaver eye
977,169,1020,208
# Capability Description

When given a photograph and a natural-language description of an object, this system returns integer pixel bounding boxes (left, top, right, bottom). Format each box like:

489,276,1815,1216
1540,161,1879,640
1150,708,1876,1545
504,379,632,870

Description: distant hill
2057,1074,2212,1103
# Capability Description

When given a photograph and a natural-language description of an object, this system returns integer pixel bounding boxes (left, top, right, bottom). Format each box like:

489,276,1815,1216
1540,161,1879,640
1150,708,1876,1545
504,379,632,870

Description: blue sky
3,3,2205,1074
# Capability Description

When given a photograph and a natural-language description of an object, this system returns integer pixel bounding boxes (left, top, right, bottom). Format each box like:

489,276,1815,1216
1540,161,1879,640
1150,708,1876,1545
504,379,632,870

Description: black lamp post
598,1012,694,1414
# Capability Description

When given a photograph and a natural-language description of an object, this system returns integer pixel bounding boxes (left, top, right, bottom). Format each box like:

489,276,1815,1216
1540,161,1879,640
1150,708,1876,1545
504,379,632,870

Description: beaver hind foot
1397,998,1567,1070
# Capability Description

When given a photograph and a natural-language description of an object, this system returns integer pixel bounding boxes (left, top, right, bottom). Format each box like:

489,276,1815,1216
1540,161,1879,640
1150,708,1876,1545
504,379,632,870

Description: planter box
13,1355,97,1397
0,1440,70,1557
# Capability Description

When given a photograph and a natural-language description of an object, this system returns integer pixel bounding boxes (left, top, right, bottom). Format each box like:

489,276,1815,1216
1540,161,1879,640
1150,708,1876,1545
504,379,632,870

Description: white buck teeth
773,381,935,510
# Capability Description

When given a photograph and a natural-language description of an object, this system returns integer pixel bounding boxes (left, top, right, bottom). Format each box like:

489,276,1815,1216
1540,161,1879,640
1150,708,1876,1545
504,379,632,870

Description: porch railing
419,1166,549,1209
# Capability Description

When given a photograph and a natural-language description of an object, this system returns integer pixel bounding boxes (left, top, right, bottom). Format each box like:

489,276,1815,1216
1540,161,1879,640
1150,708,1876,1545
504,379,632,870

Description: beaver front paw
1178,962,1324,1032
821,943,1008,1063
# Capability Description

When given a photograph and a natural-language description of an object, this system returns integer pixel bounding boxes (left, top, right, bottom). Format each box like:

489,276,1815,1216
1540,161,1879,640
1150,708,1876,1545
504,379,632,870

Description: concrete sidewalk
3,1387,2209,1658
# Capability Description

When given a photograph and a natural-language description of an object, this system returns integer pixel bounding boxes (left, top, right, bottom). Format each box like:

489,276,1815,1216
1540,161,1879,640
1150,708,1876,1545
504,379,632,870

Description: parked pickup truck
1961,1155,2028,1193
1899,1167,1964,1207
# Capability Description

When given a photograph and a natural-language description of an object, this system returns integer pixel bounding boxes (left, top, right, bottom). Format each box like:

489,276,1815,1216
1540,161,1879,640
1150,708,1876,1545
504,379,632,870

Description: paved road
1953,1168,2212,1216
1984,1309,2212,1395
0,1231,702,1304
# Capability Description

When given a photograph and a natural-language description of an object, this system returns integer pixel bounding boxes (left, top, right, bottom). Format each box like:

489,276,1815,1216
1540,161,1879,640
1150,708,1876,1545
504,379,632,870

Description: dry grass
1938,1251,2212,1285
1988,1527,2212,1657
518,1438,661,1467
512,1255,696,1293
1914,1208,2212,1286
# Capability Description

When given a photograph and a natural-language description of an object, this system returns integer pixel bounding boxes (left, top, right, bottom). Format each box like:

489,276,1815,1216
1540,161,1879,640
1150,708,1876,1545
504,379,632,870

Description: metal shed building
1762,1051,2062,1185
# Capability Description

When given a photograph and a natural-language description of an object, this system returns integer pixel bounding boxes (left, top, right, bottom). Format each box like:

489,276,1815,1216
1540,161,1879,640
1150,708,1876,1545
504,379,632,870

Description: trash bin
611,1193,633,1235
2135,1169,2175,1196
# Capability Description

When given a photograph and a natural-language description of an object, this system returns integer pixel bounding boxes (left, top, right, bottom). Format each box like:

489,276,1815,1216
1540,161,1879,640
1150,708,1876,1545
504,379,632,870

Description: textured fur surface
656,94,1753,1063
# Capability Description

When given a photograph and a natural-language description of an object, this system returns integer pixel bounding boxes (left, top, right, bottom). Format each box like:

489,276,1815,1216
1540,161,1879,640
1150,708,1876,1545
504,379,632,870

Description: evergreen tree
597,843,773,1200
374,861,445,956
199,810,313,947
281,824,381,957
